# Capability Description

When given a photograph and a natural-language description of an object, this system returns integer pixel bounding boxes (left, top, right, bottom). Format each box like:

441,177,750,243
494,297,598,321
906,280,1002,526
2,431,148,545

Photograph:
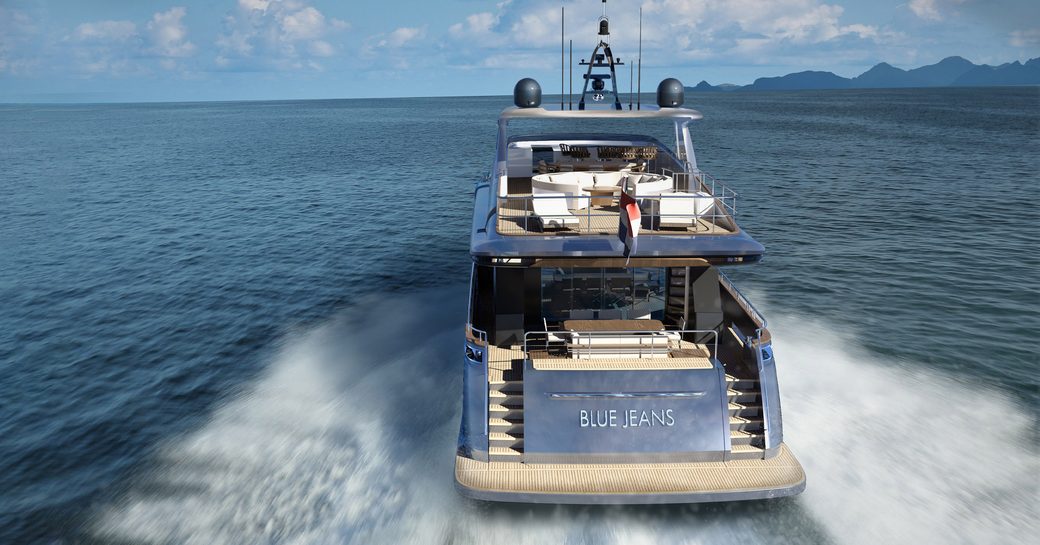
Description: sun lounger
531,192,579,230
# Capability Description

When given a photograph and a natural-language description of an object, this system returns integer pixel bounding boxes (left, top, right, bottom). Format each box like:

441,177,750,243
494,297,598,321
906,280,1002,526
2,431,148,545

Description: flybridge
471,77,759,263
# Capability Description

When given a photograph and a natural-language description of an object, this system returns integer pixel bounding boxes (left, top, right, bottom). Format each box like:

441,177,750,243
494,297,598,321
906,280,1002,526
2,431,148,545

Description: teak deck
455,443,805,503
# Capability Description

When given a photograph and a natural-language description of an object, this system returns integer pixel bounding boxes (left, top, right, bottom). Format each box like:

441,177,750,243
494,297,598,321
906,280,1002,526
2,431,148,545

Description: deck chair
543,317,567,345
531,192,579,231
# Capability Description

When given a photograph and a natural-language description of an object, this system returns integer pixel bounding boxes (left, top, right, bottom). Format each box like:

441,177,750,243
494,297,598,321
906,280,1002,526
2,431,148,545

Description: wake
90,288,1037,544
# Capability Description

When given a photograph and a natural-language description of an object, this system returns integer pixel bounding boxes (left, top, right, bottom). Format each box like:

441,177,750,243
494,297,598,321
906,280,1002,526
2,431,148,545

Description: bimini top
500,106,703,121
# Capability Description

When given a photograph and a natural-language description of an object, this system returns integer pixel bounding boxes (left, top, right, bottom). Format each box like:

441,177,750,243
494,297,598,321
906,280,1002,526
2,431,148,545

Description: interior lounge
503,139,676,195
469,263,762,363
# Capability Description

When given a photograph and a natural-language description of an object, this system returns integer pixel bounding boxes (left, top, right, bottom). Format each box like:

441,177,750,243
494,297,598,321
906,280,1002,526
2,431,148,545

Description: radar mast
578,0,624,110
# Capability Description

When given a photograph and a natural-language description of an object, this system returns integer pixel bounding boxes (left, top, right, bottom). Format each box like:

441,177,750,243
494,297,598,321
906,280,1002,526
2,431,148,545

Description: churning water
89,289,1037,545
1,88,1037,543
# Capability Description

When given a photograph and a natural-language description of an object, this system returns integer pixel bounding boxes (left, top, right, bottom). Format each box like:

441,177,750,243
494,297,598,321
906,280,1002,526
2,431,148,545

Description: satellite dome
656,78,685,107
513,78,542,108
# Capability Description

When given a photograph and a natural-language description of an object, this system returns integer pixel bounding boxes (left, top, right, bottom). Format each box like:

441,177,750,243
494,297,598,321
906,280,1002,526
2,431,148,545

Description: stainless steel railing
496,187,737,236
465,324,488,360
523,328,719,361
718,271,768,341
465,324,490,439
694,170,738,216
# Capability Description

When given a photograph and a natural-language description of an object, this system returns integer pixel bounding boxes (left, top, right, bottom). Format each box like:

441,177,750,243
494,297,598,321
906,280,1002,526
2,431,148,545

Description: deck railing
496,170,738,236
654,169,739,216
523,328,719,361
465,324,490,438
718,271,767,342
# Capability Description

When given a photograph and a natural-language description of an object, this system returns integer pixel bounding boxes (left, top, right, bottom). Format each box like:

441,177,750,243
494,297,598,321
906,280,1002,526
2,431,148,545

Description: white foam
773,315,1039,545
90,290,1038,544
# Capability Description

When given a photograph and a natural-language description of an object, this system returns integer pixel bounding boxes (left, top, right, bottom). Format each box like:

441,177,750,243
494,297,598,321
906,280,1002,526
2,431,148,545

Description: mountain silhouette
687,56,1040,91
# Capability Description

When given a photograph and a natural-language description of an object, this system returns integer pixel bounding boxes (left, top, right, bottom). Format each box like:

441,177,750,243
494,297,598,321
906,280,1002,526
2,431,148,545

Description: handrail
693,170,738,216
465,324,490,442
496,183,737,236
718,271,767,341
465,323,488,346
523,328,719,361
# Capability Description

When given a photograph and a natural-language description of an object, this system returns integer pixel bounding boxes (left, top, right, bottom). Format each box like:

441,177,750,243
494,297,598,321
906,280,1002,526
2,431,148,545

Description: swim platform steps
489,374,526,462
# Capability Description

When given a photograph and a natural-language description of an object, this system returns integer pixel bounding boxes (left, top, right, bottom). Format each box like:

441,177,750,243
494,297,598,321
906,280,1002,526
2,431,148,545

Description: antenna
629,63,633,110
637,6,643,110
561,6,565,110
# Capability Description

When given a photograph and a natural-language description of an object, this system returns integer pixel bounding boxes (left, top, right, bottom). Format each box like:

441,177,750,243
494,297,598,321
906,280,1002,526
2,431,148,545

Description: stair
489,378,525,461
489,446,522,461
726,374,766,460
664,268,687,328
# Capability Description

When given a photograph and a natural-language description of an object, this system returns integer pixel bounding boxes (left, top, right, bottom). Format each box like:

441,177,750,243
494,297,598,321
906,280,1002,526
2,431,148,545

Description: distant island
688,56,1040,91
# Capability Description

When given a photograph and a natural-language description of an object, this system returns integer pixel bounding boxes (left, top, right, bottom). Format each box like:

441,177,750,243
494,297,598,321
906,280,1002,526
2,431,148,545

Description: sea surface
1,88,1037,544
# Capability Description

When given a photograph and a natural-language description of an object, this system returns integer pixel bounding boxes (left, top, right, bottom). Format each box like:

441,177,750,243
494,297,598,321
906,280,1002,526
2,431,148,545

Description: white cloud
309,40,334,57
909,0,942,20
64,7,196,75
644,0,881,46
216,0,348,70
0,8,41,74
448,11,509,57
67,19,141,75
908,0,969,22
72,20,137,42
381,26,426,48
844,24,879,40
447,1,561,50
281,6,325,41
1009,28,1040,47
445,0,890,71
449,12,498,38
361,26,428,70
147,7,195,58
239,0,272,11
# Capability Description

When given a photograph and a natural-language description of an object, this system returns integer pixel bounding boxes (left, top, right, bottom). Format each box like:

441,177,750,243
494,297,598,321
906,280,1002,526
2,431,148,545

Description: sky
0,0,1038,102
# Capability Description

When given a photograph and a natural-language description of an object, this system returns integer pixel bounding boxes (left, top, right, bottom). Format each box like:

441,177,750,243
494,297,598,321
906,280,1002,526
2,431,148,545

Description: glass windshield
540,267,665,322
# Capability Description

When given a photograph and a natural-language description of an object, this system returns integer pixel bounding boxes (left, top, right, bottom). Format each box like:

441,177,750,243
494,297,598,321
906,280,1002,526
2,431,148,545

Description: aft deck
497,194,736,236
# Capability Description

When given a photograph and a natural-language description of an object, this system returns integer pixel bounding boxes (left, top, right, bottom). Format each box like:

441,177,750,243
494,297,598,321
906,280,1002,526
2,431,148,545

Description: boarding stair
488,359,525,462
663,267,687,328
727,374,766,459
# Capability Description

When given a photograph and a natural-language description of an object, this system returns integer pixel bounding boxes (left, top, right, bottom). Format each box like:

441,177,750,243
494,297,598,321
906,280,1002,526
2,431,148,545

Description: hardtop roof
499,106,703,121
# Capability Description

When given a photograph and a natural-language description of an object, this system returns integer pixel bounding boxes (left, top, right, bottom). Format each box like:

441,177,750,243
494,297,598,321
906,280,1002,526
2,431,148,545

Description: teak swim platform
456,3,804,504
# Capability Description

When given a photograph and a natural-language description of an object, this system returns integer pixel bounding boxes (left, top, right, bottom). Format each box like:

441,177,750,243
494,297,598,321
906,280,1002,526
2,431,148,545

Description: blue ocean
1,88,1037,544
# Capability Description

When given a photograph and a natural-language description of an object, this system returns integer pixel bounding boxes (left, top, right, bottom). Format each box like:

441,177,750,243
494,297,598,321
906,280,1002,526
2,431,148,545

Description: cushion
625,173,646,186
573,172,596,188
593,172,624,188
